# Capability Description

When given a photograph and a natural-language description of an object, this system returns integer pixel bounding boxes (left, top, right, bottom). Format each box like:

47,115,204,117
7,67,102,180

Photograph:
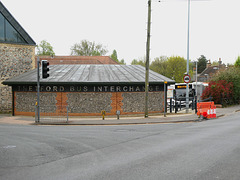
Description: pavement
0,105,240,126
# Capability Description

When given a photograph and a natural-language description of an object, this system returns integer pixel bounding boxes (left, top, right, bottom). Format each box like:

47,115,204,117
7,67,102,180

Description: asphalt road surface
1,112,240,180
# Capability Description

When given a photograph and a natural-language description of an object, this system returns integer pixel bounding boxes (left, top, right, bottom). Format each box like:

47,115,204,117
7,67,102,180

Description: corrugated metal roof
3,65,175,85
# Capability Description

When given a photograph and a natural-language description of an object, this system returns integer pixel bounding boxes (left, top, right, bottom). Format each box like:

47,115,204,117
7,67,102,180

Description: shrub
202,80,233,104
212,67,240,104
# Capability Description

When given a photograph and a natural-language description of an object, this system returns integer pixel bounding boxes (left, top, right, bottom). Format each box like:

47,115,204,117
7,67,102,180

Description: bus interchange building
3,64,175,116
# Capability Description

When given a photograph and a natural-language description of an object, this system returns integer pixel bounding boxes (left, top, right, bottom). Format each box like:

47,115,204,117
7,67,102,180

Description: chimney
207,59,211,68
218,58,222,65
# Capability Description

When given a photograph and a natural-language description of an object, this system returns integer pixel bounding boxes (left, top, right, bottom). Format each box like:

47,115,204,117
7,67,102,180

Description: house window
0,12,27,44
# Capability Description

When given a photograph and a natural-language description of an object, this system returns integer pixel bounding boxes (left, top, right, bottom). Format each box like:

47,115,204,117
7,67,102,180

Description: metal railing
168,97,197,114
35,105,69,123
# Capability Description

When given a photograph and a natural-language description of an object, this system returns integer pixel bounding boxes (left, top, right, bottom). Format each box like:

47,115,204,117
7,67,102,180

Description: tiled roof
199,66,219,77
35,56,119,67
198,64,226,82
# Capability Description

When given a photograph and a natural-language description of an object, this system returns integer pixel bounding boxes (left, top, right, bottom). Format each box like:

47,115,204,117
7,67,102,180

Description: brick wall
13,91,164,116
0,43,35,113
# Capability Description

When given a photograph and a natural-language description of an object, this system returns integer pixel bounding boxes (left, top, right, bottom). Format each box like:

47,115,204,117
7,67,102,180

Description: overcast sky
2,0,240,65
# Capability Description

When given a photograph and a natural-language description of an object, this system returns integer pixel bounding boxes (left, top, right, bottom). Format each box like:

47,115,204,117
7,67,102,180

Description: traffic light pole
42,60,50,78
36,57,40,122
36,58,50,123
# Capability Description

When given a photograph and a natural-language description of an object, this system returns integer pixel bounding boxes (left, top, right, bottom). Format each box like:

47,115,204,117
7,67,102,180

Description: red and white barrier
197,102,216,119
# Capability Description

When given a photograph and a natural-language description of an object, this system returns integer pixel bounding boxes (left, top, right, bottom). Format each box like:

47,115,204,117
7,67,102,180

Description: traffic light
42,60,50,78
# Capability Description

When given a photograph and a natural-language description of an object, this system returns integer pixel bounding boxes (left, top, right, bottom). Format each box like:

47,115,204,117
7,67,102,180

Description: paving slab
0,105,240,125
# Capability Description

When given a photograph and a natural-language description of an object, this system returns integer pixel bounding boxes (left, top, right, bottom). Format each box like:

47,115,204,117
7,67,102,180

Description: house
197,58,226,82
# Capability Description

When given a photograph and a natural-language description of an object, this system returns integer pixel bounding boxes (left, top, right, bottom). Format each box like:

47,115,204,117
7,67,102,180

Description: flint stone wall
0,86,12,113
67,93,112,113
0,43,35,113
15,92,57,113
13,91,164,116
122,92,164,112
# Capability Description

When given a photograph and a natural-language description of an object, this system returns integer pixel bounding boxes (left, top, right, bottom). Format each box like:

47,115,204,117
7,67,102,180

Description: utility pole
195,61,198,100
145,0,152,118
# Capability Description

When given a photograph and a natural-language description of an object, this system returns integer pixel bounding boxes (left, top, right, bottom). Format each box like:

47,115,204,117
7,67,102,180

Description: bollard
195,96,197,114
170,98,172,113
101,110,106,120
66,106,69,123
35,103,37,123
192,99,194,110
175,101,178,113
180,100,181,110
173,101,175,111
116,110,120,120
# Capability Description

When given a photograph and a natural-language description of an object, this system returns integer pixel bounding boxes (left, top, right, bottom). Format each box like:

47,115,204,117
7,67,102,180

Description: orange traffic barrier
197,101,216,119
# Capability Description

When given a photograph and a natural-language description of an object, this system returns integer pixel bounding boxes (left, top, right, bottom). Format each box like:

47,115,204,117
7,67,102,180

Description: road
1,112,240,180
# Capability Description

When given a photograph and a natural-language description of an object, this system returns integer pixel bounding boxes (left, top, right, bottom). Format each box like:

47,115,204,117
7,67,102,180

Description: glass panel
5,20,18,43
16,33,26,43
0,13,4,41
5,18,26,43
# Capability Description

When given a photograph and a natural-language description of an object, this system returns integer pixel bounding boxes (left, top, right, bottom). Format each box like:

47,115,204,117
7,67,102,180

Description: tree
234,56,240,67
110,49,126,64
197,55,208,73
131,58,145,67
166,56,187,83
149,56,168,76
110,49,118,62
70,40,108,56
119,59,126,65
131,56,193,82
37,40,55,56
211,66,240,104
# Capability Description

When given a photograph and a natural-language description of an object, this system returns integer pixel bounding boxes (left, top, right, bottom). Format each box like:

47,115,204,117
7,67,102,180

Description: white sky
2,0,240,65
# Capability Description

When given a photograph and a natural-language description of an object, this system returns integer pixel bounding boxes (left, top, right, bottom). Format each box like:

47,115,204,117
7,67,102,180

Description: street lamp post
186,0,190,113
195,61,198,100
